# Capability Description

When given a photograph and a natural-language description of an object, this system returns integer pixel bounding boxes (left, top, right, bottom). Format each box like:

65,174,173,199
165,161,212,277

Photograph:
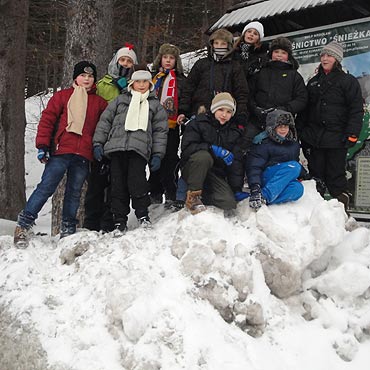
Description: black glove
254,107,275,126
249,184,265,210
233,113,248,128
343,135,358,148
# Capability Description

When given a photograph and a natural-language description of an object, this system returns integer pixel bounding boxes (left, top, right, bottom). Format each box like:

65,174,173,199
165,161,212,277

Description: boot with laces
14,225,30,249
185,190,206,215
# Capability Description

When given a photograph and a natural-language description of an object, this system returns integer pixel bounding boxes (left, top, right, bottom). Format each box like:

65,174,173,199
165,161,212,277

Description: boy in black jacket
181,92,245,214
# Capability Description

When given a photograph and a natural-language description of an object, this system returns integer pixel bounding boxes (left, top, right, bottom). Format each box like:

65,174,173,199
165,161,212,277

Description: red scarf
154,70,178,129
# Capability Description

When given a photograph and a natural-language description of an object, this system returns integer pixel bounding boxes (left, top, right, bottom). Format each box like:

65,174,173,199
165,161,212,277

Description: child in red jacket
14,61,107,248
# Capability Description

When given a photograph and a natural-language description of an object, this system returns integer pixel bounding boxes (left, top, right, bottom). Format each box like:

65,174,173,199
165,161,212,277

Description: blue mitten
234,191,250,202
37,147,50,163
211,145,234,166
93,145,104,161
249,184,264,209
150,156,161,172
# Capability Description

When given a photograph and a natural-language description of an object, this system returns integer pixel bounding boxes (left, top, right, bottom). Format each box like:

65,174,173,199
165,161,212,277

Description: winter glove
150,156,161,172
37,147,50,164
211,145,234,166
249,184,264,210
114,76,128,90
234,191,250,202
233,113,248,128
93,145,104,162
343,135,358,148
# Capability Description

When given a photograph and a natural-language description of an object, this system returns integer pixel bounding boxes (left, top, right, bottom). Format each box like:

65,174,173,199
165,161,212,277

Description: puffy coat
36,87,107,161
179,56,249,119
297,66,363,148
181,113,245,191
248,60,307,129
246,137,300,186
93,89,168,161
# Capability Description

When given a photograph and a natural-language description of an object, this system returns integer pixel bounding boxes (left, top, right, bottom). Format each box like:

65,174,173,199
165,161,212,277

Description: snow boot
186,190,206,215
150,193,163,205
138,215,152,229
14,225,30,249
112,221,127,237
60,222,77,239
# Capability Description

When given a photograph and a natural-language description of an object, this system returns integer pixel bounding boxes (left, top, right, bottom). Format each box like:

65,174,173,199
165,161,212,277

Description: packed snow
1,95,370,370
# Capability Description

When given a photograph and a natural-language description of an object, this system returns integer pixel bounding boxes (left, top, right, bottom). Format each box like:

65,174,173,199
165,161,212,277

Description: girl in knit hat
233,21,269,81
148,43,187,208
93,67,168,234
243,36,307,152
178,28,249,129
14,61,108,247
83,43,138,233
180,92,245,215
296,41,363,212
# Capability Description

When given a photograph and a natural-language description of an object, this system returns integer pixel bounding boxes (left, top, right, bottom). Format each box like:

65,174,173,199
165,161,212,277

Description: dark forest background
26,0,240,97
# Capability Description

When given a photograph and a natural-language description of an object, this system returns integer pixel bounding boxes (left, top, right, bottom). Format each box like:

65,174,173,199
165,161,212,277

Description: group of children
13,20,364,247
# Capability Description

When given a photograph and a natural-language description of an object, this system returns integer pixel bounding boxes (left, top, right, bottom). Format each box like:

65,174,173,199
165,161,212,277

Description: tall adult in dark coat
296,41,363,209
244,37,308,151
178,28,249,128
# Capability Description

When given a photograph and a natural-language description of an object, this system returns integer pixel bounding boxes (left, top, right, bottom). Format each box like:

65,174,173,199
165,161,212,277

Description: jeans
18,154,89,228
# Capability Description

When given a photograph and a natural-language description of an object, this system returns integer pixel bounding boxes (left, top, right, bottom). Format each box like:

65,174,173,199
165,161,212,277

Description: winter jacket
181,113,245,191
179,55,249,120
93,89,168,161
246,136,301,187
36,86,107,162
296,66,363,148
248,59,308,129
233,42,269,81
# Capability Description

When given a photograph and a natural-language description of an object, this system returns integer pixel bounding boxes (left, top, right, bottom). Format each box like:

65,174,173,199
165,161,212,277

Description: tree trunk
0,0,29,220
51,0,113,235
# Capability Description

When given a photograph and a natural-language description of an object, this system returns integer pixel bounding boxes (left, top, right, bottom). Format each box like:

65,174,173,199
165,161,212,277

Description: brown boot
14,225,30,249
186,190,206,215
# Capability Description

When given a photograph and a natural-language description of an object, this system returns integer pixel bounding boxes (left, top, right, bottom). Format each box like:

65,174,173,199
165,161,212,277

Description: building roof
207,0,370,36
209,0,343,33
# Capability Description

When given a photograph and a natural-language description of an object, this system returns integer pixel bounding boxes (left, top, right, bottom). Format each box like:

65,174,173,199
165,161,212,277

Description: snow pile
1,181,370,370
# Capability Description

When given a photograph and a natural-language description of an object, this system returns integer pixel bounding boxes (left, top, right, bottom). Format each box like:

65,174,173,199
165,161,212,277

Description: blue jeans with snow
18,154,89,228
261,161,303,205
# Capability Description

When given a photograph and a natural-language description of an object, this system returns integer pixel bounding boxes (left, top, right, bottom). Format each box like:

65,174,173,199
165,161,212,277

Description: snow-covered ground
0,94,370,370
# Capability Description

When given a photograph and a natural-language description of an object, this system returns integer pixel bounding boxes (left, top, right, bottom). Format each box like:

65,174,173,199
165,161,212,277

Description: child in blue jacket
246,109,304,209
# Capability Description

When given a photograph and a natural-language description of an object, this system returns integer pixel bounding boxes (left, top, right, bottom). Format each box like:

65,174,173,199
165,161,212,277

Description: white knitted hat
210,92,236,116
116,46,138,64
242,21,264,40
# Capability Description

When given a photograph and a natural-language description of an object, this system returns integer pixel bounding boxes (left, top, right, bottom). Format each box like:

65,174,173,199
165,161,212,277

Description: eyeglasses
83,66,94,74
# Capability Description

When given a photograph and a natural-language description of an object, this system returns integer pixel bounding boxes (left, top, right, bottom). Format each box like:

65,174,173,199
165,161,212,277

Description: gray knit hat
320,41,343,63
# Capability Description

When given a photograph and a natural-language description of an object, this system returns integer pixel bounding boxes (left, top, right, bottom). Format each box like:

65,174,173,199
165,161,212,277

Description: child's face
272,49,289,62
320,53,336,71
118,56,134,68
213,39,228,49
215,108,233,125
161,54,176,70
132,80,151,93
75,73,94,90
275,124,289,137
244,28,260,45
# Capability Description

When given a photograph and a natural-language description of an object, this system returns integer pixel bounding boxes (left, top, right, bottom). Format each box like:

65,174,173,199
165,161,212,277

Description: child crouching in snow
246,109,304,210
92,67,168,234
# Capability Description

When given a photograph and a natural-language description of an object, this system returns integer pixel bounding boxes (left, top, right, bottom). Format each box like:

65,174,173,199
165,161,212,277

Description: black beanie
73,61,97,82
